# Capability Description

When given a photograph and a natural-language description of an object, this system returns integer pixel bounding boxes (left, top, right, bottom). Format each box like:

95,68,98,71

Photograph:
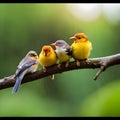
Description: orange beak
43,49,50,56
69,36,77,41
43,50,48,56
51,43,57,46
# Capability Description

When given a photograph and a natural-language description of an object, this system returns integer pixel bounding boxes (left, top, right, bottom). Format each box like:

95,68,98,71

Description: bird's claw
43,67,46,72
65,61,69,67
76,60,80,67
50,74,54,80
57,63,61,69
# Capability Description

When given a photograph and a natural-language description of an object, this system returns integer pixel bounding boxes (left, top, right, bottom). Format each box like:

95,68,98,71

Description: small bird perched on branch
69,33,92,66
39,45,57,80
51,40,72,69
12,51,39,94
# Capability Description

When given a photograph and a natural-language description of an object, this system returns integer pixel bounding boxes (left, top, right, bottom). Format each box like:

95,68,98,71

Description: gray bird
51,40,72,68
12,51,39,94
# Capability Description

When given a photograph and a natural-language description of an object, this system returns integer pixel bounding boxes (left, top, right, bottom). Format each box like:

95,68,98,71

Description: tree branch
0,53,120,90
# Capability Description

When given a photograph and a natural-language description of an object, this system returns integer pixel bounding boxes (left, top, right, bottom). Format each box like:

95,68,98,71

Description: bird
69,33,92,66
51,40,72,69
12,51,39,94
39,45,57,80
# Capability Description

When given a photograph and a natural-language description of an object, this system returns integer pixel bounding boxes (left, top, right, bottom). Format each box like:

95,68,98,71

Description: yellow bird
69,33,92,66
39,45,57,80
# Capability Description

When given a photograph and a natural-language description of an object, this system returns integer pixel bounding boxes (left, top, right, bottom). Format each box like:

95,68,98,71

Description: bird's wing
54,50,59,59
15,57,36,76
65,46,72,56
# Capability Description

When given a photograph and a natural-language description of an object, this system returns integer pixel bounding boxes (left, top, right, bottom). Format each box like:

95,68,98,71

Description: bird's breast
71,41,92,60
39,52,57,67
56,50,70,62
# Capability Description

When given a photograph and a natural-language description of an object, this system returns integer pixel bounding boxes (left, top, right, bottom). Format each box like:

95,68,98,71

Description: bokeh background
0,3,120,116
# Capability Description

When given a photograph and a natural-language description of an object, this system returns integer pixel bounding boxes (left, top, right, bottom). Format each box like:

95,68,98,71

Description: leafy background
0,3,120,116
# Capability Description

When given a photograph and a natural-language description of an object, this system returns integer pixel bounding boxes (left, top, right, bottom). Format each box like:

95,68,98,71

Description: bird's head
51,40,68,48
28,51,38,60
69,33,88,42
42,45,52,56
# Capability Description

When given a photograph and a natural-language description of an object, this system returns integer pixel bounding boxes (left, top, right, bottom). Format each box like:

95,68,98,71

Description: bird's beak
34,55,38,60
43,50,49,56
35,55,38,59
44,51,48,56
69,36,77,41
51,43,57,46
45,52,47,56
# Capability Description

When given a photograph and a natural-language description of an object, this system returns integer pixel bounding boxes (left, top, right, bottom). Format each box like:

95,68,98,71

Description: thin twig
94,65,105,80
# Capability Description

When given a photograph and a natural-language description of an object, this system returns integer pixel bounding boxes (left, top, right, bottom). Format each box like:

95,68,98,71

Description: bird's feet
76,60,80,67
43,67,46,72
65,61,69,68
57,61,69,69
57,63,61,69
50,74,54,80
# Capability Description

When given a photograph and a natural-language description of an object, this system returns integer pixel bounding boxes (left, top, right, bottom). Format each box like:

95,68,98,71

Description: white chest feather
55,47,70,62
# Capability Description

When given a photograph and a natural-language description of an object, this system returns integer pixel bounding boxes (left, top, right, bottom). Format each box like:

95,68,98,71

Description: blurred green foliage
0,3,120,116
80,80,120,116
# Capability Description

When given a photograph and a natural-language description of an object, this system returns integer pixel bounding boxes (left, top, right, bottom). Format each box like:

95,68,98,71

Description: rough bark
0,53,120,90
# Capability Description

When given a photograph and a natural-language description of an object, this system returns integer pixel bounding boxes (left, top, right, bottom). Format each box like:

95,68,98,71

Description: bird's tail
12,72,25,94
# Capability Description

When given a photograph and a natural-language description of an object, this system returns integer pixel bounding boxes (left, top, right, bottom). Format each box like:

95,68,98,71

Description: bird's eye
57,42,61,45
77,36,81,39
30,54,36,57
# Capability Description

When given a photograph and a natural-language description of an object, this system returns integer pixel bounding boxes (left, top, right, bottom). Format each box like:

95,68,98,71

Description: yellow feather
57,52,70,63
71,38,92,60
39,46,57,67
